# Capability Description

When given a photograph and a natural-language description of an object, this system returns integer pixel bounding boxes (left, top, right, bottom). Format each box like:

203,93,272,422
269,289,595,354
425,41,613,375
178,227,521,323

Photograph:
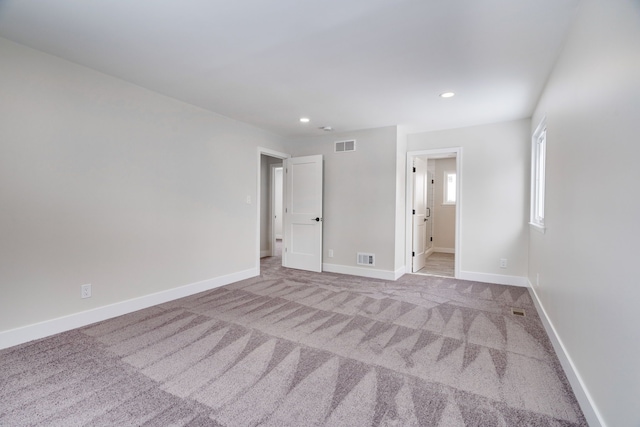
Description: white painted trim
260,250,271,258
0,268,257,350
458,270,528,287
530,117,547,229
323,263,404,281
406,148,462,279
528,280,605,427
258,147,290,160
393,266,406,280
529,222,546,234
455,150,462,279
433,247,455,254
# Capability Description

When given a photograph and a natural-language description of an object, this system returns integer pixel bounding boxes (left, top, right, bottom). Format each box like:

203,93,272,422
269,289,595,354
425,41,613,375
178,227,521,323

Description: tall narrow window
443,170,456,205
530,118,546,231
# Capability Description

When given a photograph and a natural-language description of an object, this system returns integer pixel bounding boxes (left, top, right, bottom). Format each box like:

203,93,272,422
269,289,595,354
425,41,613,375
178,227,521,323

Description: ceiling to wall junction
0,0,580,137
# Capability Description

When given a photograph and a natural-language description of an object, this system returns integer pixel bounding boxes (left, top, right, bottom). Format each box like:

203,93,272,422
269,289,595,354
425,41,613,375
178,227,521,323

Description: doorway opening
406,148,461,278
270,164,284,258
257,148,289,273
257,149,324,274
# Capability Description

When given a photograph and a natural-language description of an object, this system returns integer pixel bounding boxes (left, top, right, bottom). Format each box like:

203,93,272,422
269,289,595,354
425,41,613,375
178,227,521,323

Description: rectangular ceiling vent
335,139,356,153
357,252,375,266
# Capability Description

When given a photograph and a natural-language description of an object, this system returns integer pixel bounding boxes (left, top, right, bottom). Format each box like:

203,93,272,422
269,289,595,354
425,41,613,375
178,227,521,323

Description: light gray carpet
0,256,587,426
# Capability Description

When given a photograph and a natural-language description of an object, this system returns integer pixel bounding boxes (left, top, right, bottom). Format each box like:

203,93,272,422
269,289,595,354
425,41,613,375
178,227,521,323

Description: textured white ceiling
0,0,580,137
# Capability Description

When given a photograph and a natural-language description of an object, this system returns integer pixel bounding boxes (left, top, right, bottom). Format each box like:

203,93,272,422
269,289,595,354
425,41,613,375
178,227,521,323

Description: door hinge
412,251,415,257
431,179,434,184
413,167,416,173
430,237,433,242
412,209,415,215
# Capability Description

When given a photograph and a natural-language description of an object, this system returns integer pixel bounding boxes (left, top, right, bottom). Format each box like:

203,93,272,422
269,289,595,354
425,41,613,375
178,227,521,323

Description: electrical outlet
499,258,508,269
328,249,334,258
81,284,92,299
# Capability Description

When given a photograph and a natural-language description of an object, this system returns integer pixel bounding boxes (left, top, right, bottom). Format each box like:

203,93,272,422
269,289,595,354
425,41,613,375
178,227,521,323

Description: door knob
311,217,321,222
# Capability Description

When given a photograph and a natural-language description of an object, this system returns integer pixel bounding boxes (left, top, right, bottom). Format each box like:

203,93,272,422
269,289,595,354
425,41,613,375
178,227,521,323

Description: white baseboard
0,267,258,350
260,250,271,258
458,270,528,287
392,266,406,280
322,263,404,281
528,280,605,427
433,247,455,254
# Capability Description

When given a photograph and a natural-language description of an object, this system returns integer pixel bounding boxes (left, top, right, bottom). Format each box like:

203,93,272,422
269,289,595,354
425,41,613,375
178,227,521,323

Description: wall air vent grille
357,252,375,266
335,139,356,153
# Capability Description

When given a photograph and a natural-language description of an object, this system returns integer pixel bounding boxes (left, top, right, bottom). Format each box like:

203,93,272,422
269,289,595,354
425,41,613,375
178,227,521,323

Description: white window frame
530,118,546,232
443,170,456,205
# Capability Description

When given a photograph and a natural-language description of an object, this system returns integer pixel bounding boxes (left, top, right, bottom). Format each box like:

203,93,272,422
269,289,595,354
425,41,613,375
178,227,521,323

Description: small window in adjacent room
443,170,456,205
530,118,546,231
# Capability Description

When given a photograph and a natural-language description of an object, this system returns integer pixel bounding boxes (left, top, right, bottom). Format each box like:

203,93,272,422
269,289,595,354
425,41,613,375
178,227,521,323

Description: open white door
412,158,428,272
283,155,323,272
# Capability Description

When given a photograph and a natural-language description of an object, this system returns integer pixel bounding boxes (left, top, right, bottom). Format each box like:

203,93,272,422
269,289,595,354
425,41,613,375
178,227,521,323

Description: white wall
0,38,285,335
289,126,402,276
408,119,530,282
529,1,640,425
433,158,456,251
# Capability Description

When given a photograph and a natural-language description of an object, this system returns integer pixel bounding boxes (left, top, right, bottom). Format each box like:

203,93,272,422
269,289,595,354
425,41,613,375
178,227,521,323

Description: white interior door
425,170,434,252
412,158,428,272
283,155,323,272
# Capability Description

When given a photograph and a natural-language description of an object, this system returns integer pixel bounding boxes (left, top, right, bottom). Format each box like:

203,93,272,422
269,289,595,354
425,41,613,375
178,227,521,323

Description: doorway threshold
414,252,455,278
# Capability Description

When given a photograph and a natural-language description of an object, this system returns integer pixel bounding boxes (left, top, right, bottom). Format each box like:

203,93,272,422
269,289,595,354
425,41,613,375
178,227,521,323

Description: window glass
531,119,546,230
444,171,456,205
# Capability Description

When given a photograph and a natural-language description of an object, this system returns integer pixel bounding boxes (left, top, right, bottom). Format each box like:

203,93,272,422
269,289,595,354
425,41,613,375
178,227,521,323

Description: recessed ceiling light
299,117,310,123
440,92,455,98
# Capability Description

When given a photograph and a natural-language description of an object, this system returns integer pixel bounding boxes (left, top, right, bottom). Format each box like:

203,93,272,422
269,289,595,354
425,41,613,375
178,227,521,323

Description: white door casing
283,155,323,272
405,148,461,279
412,157,428,272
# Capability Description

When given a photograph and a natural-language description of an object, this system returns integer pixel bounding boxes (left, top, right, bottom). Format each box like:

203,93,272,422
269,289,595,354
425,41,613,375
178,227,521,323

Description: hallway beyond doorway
415,252,454,277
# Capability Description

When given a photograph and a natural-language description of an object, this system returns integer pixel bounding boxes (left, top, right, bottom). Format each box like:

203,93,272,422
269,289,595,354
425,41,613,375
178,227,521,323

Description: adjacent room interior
409,152,458,278
1,1,639,426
